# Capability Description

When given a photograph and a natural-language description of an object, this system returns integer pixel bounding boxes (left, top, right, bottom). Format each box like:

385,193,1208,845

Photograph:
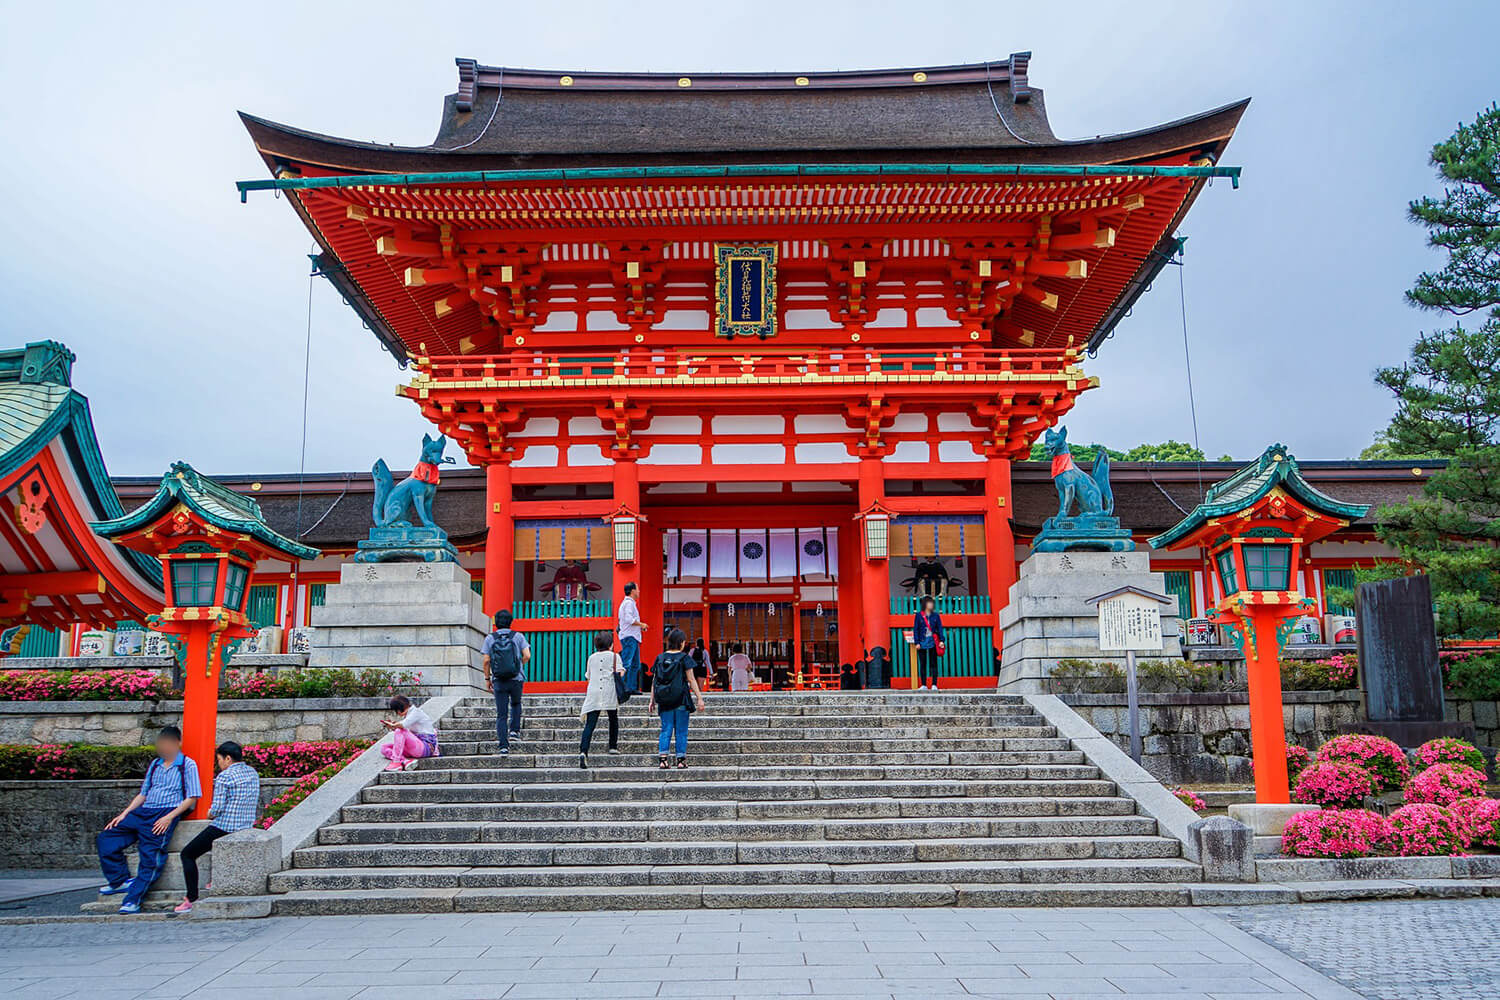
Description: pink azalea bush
257,752,362,828
1281,809,1390,859
1293,760,1377,809
1453,797,1500,851
1384,803,1468,856
1315,734,1410,793
1172,787,1206,812
0,669,171,702
1405,763,1488,807
1414,737,1486,774
1249,743,1313,780
240,739,367,778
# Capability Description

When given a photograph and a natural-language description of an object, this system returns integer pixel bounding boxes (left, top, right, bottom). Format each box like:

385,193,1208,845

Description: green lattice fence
523,627,601,684
514,598,613,619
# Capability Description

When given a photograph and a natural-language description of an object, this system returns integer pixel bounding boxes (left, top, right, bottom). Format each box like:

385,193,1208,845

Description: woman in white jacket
580,630,624,768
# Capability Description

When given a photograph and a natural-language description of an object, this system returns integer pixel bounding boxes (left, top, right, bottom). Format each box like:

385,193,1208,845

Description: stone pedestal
308,562,488,693
998,550,1183,692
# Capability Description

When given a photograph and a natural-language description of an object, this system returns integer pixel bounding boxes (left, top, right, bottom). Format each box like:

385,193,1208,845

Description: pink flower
1281,809,1390,858
1315,734,1410,793
1406,764,1488,808
1452,797,1500,850
1385,803,1468,856
1293,761,1377,809
1415,738,1487,773
1172,787,1207,812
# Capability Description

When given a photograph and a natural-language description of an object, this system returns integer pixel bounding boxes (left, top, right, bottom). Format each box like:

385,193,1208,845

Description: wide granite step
292,834,1182,869
359,777,1123,803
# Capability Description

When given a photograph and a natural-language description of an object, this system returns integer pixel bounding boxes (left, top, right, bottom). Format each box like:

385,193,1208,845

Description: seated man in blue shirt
97,725,201,914
173,741,261,914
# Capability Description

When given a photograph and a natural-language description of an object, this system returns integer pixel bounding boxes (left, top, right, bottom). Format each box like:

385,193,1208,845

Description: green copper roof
1149,444,1372,549
0,341,162,587
91,461,321,561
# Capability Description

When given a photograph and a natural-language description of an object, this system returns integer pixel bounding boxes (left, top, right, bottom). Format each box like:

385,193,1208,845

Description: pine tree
1369,106,1500,638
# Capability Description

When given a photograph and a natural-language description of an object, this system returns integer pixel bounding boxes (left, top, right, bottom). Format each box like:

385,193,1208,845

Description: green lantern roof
1149,444,1371,550
91,461,321,561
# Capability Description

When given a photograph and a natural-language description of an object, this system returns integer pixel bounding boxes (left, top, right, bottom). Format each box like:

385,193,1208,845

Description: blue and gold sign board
714,243,778,339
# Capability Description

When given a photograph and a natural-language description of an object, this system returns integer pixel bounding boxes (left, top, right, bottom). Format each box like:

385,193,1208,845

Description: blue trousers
492,678,524,750
658,704,691,757
620,636,642,693
97,806,177,907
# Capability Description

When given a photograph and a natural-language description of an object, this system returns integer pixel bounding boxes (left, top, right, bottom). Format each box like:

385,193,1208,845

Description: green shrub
1048,659,1124,694
1445,652,1500,701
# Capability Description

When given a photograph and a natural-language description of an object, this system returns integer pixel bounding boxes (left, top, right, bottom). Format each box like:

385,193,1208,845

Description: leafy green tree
1025,440,1204,462
1121,440,1206,463
1368,106,1500,638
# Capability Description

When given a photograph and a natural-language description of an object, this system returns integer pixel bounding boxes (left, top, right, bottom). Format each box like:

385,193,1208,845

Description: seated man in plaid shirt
97,725,200,914
173,741,261,914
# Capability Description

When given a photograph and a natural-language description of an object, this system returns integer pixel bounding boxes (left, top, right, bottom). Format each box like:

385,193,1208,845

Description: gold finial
795,76,809,86
250,482,262,492
559,75,573,86
678,77,692,88
912,71,928,83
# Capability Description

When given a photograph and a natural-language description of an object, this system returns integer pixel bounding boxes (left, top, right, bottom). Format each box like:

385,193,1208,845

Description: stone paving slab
1224,898,1500,1000
0,905,1373,998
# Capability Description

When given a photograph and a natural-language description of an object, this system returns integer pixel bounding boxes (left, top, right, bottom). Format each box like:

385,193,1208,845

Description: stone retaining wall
0,698,392,746
1059,691,1500,784
0,778,294,870
1059,692,1364,784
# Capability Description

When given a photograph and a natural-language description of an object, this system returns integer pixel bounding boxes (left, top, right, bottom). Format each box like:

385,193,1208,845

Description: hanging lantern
605,505,641,564
863,511,890,560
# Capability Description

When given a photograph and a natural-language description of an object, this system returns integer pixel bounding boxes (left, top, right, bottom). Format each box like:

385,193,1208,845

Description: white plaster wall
711,442,786,464
794,442,857,464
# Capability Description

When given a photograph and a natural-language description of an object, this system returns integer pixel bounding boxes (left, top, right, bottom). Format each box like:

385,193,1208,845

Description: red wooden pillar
484,461,514,617
636,521,663,666
857,458,890,660
983,456,1017,639
178,626,217,819
1245,607,1292,804
836,520,863,668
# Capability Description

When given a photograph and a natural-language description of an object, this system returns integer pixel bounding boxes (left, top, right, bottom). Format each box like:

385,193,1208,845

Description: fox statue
1043,426,1114,520
372,434,455,530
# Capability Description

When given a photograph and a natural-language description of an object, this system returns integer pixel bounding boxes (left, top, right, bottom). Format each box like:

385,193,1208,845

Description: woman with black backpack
648,627,705,769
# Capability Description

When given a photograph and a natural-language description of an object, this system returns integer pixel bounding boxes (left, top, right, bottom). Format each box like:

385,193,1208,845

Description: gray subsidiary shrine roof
242,54,1248,173
1148,445,1375,549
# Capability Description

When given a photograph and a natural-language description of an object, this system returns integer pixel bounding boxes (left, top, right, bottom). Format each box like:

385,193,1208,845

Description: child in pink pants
379,695,439,771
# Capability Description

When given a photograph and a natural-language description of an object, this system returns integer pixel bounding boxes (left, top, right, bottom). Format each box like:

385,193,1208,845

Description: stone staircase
263,692,1204,912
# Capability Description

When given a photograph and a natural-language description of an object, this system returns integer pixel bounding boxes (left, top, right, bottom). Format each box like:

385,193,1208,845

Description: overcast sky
2,1,1497,476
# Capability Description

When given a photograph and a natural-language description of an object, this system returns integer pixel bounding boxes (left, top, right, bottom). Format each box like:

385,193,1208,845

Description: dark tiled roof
242,56,1247,172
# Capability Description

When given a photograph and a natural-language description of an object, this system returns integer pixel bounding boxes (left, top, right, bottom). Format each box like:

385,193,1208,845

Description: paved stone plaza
0,904,1401,1000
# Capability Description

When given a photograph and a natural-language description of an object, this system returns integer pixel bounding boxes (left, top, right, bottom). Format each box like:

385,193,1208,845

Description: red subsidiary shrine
241,55,1247,688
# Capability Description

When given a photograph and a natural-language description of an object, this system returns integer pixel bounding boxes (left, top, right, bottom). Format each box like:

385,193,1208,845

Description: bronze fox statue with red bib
1043,425,1114,519
372,433,455,530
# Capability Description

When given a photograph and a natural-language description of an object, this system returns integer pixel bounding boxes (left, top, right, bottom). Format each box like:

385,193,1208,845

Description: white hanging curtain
678,529,709,579
768,528,798,580
738,528,770,582
709,530,738,580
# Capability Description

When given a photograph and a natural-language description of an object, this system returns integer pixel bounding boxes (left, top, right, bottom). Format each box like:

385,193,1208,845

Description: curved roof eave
239,98,1249,176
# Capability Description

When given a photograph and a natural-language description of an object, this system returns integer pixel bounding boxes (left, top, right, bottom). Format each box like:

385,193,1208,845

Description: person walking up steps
483,609,531,756
649,627,705,769
579,630,625,768
618,581,646,694
173,741,259,914
96,725,200,914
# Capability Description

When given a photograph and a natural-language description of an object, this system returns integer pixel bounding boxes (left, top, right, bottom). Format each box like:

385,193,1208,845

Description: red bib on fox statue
1050,453,1077,478
412,461,441,485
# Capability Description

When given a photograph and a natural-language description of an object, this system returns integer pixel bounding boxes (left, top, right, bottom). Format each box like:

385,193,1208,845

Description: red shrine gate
242,56,1243,686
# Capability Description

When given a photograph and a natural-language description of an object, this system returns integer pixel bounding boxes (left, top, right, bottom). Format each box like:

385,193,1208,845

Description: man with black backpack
482,609,532,756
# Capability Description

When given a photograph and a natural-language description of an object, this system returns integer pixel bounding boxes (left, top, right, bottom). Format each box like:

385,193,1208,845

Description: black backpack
489,629,521,682
653,651,692,711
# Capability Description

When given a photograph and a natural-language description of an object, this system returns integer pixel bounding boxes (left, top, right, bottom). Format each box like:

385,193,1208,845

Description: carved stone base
998,551,1183,692
1031,513,1136,553
308,562,488,692
354,525,459,563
